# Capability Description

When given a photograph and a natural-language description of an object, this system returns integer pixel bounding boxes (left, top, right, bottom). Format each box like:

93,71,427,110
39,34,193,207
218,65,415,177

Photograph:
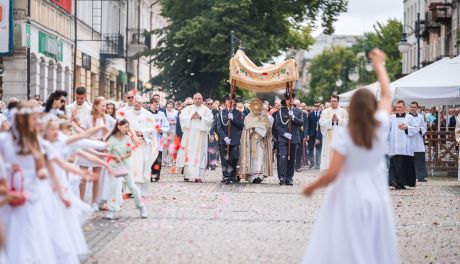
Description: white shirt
407,112,427,153
388,113,414,156
151,110,170,151
66,101,92,122
165,109,178,133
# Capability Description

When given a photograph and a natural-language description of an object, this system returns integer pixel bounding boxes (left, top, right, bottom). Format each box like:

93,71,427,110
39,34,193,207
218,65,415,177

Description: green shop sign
118,71,128,85
38,31,63,61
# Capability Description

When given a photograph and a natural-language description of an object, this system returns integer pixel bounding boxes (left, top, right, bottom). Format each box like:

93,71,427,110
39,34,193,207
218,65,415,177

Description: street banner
50,0,72,14
0,0,13,54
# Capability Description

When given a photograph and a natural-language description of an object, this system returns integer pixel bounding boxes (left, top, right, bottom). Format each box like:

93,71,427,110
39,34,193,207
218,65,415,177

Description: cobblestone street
83,168,460,264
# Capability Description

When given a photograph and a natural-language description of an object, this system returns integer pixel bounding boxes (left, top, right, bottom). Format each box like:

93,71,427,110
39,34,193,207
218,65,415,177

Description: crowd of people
0,48,459,263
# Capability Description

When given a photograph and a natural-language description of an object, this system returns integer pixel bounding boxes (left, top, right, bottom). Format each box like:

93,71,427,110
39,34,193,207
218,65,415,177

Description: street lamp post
398,12,423,70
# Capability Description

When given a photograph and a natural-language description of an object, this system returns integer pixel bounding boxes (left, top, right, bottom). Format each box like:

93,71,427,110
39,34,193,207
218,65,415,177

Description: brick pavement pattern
84,169,460,264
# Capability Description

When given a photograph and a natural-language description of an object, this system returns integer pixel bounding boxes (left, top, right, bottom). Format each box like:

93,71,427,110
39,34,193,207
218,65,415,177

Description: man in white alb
388,100,416,189
407,101,428,182
124,95,159,195
318,95,349,171
175,93,214,182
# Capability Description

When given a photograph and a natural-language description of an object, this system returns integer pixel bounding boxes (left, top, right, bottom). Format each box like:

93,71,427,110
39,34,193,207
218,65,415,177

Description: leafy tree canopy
146,0,348,100
304,18,402,104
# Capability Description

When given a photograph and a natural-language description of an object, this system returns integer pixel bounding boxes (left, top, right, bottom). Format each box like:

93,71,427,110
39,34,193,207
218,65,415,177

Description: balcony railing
100,34,124,58
429,2,453,24
425,11,441,30
130,32,151,49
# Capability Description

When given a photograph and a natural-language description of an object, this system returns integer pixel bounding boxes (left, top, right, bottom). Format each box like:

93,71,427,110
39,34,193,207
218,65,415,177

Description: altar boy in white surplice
175,93,214,182
319,95,349,171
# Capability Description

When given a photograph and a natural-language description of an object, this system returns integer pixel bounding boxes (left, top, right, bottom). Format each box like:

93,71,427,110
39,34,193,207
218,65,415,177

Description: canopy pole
227,80,236,160
287,81,293,161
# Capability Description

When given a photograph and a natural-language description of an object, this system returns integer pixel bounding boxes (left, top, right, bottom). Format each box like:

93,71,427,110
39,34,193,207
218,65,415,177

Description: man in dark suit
152,93,166,113
216,94,245,184
307,102,322,169
294,99,307,172
274,93,303,185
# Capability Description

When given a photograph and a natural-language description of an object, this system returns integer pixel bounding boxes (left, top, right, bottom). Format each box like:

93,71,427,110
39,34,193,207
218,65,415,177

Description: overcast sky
313,0,403,36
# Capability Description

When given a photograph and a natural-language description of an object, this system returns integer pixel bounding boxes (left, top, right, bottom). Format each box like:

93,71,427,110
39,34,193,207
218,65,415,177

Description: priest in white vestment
318,95,349,171
407,102,428,182
238,98,273,183
123,95,159,195
388,100,416,189
175,93,214,182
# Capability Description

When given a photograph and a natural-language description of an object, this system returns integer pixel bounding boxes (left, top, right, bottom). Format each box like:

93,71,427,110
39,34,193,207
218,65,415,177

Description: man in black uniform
216,94,245,184
274,93,303,185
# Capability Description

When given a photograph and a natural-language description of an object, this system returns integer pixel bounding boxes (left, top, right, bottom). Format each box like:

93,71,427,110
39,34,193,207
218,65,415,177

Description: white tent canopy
339,56,460,106
392,56,460,106
339,82,383,106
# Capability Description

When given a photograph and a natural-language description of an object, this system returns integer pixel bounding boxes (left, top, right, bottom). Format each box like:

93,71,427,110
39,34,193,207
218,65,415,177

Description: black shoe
221,178,226,183
295,168,301,172
252,178,263,184
184,177,190,182
286,180,293,186
154,175,160,182
279,179,285,185
150,177,155,182
418,178,427,182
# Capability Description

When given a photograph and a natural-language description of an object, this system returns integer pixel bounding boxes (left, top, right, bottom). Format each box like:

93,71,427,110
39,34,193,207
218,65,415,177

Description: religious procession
1,0,460,262
1,45,458,263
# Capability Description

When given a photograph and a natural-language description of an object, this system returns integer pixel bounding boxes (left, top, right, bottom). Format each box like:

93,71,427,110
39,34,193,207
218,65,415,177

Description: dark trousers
151,151,163,177
219,145,239,180
389,155,416,187
414,152,428,180
295,143,302,170
308,140,322,167
207,136,218,170
277,142,297,181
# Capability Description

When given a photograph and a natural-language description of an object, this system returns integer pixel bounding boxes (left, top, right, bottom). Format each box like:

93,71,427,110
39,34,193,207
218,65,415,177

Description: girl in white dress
0,101,70,264
78,96,116,211
43,119,115,258
163,100,178,166
302,49,399,264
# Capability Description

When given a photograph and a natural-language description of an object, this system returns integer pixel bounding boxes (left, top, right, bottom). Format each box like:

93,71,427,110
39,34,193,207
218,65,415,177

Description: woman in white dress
78,96,116,211
302,49,399,264
163,100,178,166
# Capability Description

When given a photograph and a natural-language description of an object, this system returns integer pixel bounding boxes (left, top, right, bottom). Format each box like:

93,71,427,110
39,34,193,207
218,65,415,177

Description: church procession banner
229,50,299,93
0,0,13,54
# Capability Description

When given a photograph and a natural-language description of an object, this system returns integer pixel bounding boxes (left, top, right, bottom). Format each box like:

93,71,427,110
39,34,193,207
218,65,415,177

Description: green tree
146,0,348,100
306,46,357,104
352,19,403,81
304,18,403,104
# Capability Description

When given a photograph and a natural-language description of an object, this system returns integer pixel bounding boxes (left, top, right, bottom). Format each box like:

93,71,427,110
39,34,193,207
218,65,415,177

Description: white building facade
0,0,166,102
402,0,459,74
1,0,73,100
